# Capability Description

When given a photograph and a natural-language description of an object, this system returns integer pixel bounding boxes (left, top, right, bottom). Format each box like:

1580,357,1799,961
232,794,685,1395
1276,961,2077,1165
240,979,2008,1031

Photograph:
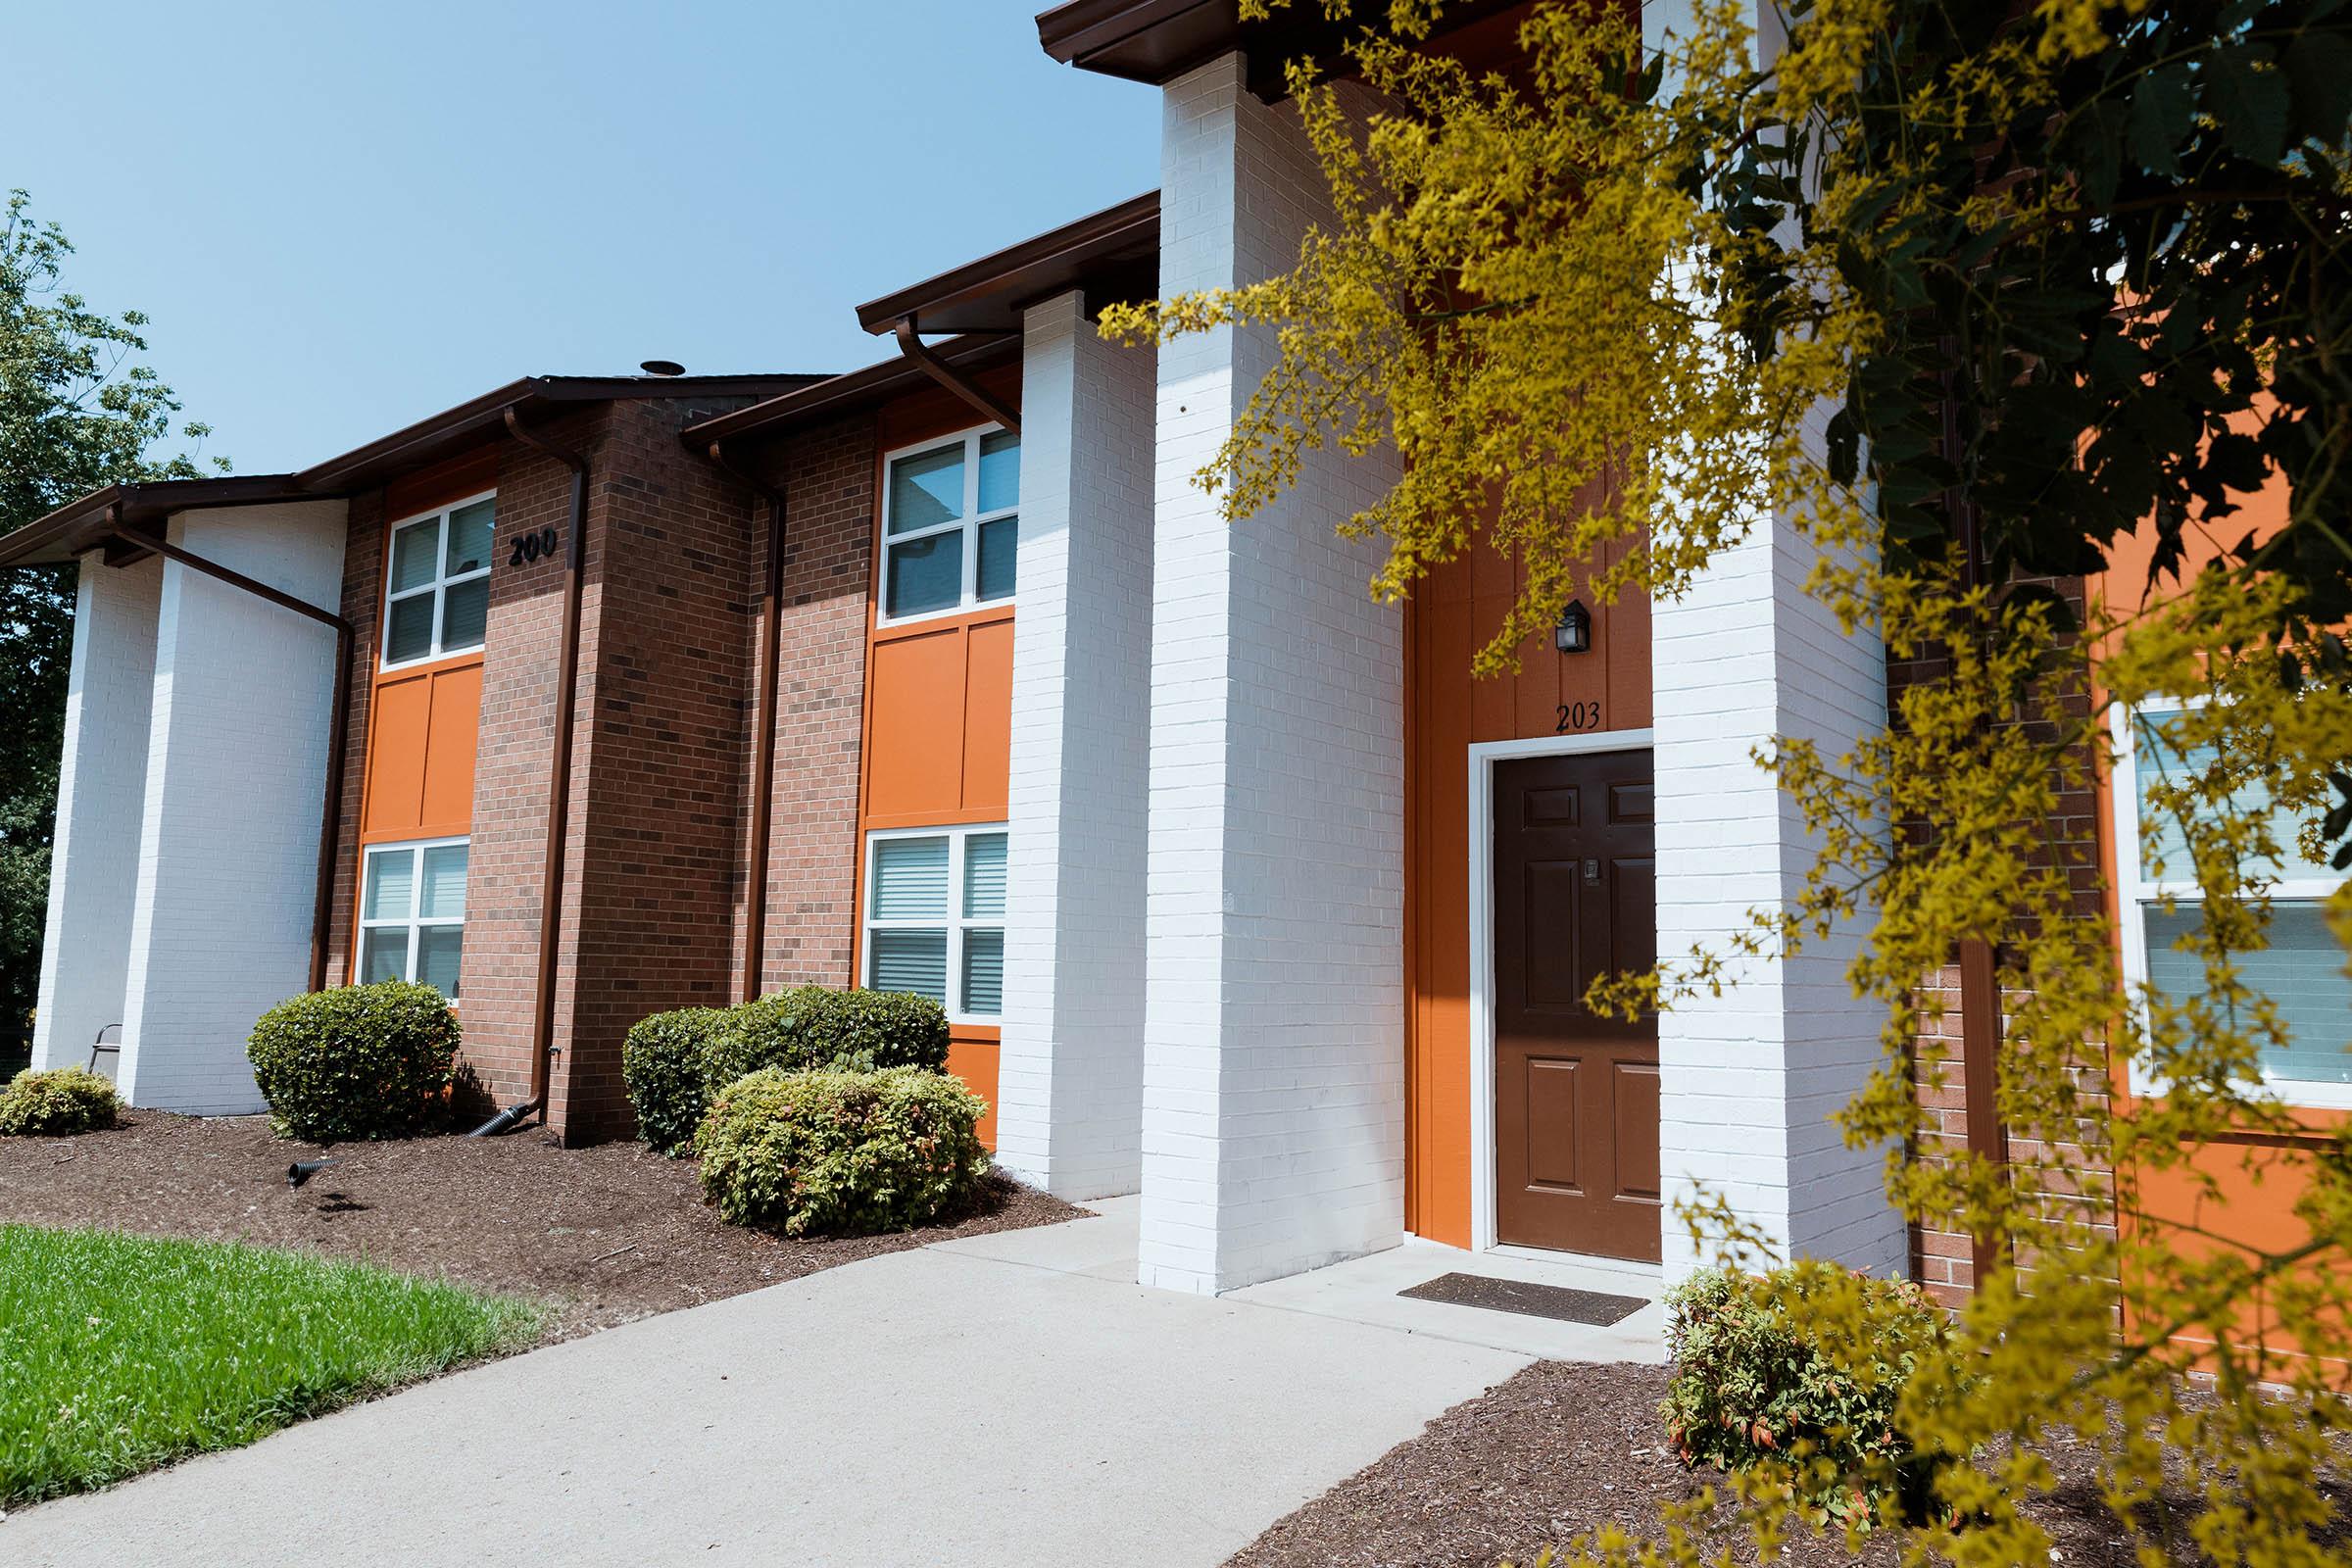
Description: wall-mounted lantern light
1554,599,1592,656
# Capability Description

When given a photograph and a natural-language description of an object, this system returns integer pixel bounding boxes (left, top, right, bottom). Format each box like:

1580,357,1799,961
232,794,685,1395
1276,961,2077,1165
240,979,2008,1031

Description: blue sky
5,1,1160,474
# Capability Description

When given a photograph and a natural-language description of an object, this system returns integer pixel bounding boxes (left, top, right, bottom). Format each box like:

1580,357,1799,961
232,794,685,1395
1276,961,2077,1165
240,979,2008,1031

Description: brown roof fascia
0,475,318,568
294,373,829,493
684,336,1021,448
0,373,830,569
1035,0,1529,96
1035,0,1242,83
854,192,1160,337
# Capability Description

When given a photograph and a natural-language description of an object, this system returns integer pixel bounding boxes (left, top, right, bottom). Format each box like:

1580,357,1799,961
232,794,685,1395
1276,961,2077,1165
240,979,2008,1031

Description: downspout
1943,347,2011,1286
107,514,352,995
699,438,788,1004
892,317,1021,437
481,407,592,1136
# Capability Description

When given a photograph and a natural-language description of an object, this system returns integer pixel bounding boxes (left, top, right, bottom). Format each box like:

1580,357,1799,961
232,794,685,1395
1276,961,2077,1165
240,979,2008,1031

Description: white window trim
2110,700,2349,1108
359,835,469,1003
862,823,1007,1025
874,425,1017,629
380,488,497,671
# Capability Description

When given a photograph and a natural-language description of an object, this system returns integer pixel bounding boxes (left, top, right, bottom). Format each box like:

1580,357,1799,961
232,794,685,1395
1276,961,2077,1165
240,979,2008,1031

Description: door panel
1493,749,1661,1260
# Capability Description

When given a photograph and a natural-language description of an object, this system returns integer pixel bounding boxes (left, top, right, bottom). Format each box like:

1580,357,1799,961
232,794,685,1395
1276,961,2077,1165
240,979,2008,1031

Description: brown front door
1492,750,1660,1260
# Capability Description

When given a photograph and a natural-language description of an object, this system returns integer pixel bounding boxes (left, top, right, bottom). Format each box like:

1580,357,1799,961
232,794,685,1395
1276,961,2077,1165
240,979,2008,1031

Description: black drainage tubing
466,1098,544,1139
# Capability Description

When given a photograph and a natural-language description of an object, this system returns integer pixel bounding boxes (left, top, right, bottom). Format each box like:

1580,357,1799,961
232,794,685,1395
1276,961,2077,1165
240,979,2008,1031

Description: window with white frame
360,839,468,1000
2114,705,2349,1099
382,494,495,667
878,427,1018,622
863,826,1006,1021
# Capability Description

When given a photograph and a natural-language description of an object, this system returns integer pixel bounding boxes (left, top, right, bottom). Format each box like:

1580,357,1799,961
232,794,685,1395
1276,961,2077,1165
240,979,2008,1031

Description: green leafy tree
0,189,224,1043
1106,1,2352,1562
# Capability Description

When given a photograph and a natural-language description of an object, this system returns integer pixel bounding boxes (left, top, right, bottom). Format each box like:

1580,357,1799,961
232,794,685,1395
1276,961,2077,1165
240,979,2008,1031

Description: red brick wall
742,414,875,993
323,491,385,989
320,394,872,1144
464,409,601,1127
557,397,776,1141
1892,574,2117,1306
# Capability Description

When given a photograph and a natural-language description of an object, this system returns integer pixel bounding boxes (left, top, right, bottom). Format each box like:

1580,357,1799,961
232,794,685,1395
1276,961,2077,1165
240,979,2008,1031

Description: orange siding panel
418,664,481,834
363,674,432,837
865,627,969,823
949,1029,1003,1151
1403,536,1653,1248
960,615,1013,820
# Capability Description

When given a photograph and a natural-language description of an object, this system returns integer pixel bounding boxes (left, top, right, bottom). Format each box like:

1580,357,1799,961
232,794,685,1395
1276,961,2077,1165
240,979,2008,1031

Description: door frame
1465,729,1657,1253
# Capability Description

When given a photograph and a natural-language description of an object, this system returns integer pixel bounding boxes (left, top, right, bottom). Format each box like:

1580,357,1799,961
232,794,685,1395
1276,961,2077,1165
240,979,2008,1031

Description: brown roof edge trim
854,191,1159,336
0,475,317,568
1036,0,1529,92
1036,0,1233,78
294,373,830,492
681,335,1021,446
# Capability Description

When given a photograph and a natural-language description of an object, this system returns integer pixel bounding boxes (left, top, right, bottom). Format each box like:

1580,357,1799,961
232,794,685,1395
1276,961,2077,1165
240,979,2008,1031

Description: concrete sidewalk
4,1200,1656,1567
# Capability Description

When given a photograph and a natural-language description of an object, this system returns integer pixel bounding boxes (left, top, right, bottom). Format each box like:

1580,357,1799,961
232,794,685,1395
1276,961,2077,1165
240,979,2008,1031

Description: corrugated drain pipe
468,408,591,1137
104,514,353,995
699,439,789,1003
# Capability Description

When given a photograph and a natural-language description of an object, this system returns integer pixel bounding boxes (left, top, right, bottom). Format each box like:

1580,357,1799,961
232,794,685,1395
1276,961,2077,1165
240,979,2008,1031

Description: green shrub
710,986,950,1080
694,1065,989,1236
1661,1263,1952,1529
0,1067,121,1137
618,988,952,1155
246,981,460,1142
620,1007,730,1156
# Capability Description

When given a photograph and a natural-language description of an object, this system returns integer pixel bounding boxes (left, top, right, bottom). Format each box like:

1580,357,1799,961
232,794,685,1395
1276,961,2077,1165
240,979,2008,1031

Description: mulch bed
0,1110,1082,1340
1227,1360,2352,1568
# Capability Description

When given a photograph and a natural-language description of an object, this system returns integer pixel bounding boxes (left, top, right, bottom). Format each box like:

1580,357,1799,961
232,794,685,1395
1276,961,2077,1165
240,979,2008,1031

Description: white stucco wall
118,502,347,1113
1137,55,1408,1295
31,552,163,1076
996,289,1158,1200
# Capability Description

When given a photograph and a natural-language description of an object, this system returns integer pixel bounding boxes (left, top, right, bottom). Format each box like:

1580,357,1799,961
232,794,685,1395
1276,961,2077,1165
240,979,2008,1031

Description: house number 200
508,527,562,565
1555,701,1601,733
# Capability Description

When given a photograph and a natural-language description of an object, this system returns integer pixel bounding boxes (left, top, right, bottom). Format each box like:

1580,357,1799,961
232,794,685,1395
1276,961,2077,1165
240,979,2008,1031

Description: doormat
1398,1271,1649,1327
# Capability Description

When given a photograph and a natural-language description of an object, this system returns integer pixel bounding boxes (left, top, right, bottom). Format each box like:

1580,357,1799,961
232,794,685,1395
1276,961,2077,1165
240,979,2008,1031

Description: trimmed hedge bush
1661,1264,1951,1529
694,1065,989,1236
620,1008,729,1156
246,981,460,1142
620,987,952,1155
0,1067,121,1138
711,987,950,1080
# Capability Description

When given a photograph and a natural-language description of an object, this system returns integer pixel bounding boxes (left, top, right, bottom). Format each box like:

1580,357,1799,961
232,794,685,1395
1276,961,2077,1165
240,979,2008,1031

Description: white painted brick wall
31,553,162,1077
1652,484,1906,1283
1137,54,1407,1295
118,502,347,1113
1642,0,1903,1286
997,289,1158,1200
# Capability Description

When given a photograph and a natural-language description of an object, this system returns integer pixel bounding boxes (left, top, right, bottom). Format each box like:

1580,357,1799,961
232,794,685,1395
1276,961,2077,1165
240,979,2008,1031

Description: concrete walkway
4,1200,1660,1568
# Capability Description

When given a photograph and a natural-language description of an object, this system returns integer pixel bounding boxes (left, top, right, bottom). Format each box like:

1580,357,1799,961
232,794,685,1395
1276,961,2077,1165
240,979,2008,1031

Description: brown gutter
699,438,788,1004
501,408,592,1130
107,515,353,994
893,318,1022,437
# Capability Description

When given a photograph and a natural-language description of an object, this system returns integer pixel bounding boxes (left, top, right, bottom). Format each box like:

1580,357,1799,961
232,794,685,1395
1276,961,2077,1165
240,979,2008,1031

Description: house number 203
508,527,562,566
1555,700,1601,733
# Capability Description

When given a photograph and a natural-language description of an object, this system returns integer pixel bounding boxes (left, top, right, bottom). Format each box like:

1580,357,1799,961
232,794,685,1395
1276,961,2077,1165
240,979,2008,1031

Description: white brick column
996,289,1157,1200
31,553,163,1076
118,502,347,1113
1651,493,1906,1284
1137,55,1407,1295
1642,0,1903,1286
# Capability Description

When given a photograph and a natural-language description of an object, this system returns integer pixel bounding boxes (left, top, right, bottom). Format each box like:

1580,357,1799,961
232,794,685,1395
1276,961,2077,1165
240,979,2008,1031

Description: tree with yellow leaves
1102,1,2352,1561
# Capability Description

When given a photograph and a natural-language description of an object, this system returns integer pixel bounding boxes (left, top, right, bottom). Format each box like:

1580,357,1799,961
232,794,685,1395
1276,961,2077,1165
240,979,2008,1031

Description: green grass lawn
0,1224,539,1506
